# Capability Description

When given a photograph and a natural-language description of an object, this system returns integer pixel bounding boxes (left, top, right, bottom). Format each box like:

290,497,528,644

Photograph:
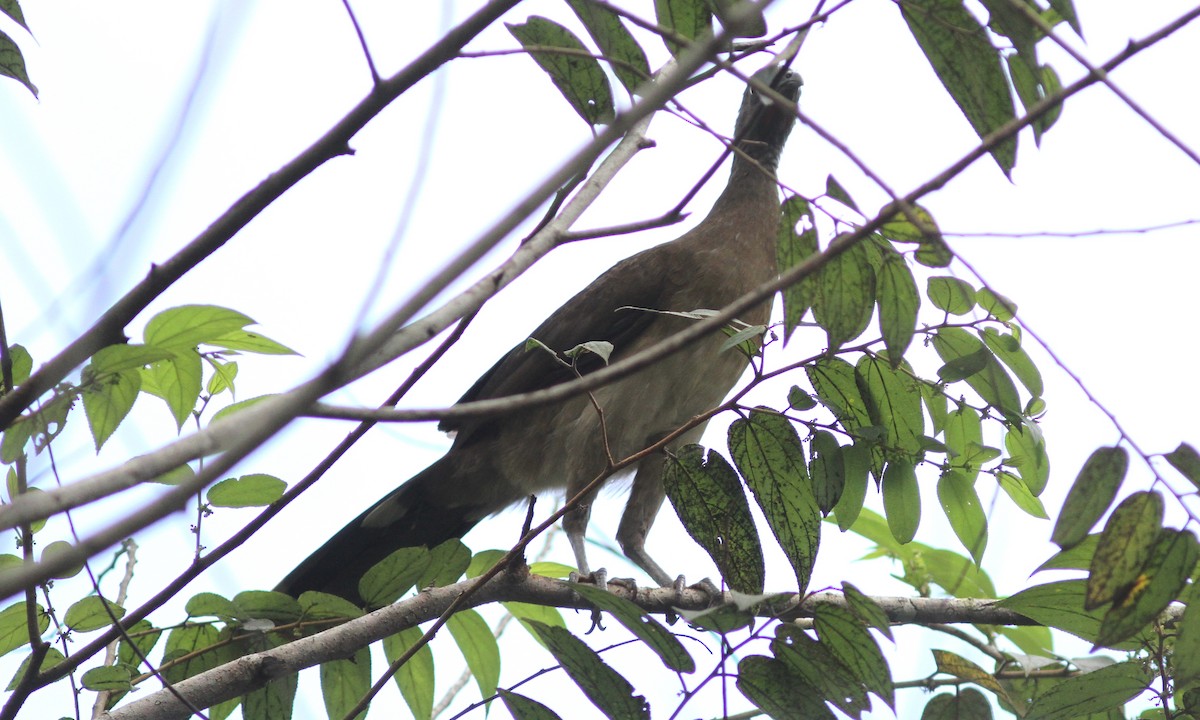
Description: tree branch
0,0,524,430
101,572,1094,720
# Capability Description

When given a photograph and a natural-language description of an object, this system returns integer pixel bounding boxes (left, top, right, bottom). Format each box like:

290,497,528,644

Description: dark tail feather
274,456,481,604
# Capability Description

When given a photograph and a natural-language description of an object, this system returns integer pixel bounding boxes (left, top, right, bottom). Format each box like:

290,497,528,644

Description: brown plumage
276,66,802,604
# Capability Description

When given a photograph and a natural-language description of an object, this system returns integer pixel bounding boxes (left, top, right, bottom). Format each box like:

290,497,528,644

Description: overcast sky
2,1,1200,718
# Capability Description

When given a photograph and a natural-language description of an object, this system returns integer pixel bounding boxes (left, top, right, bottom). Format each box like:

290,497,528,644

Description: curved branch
101,574,1072,720
0,0,524,430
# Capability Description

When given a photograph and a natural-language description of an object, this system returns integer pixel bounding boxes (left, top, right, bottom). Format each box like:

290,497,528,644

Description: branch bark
103,570,1063,720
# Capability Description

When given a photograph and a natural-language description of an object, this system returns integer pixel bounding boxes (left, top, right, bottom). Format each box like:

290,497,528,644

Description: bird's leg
617,455,676,589
564,496,605,586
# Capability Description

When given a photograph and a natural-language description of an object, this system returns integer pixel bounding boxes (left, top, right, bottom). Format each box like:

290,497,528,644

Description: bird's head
733,65,802,169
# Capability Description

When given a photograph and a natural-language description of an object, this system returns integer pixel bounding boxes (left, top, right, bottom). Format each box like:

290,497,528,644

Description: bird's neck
710,152,781,215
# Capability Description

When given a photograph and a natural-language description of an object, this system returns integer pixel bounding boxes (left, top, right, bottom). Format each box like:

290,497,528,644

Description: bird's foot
569,567,608,592
690,577,723,607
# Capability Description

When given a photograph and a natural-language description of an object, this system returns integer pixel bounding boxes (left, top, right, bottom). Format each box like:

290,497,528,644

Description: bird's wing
440,244,677,438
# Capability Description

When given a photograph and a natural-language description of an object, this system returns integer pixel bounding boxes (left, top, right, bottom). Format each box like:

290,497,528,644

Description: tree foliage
1,0,1199,718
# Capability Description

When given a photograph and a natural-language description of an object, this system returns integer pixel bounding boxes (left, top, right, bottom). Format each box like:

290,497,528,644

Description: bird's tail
274,456,483,604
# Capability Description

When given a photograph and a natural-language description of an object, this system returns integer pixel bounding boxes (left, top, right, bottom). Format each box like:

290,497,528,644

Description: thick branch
103,571,1066,720
0,0,523,430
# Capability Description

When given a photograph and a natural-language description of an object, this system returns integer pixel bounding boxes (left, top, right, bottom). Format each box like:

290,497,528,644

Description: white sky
2,1,1199,718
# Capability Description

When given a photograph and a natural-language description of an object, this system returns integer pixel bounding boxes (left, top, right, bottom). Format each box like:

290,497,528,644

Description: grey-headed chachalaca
276,66,802,604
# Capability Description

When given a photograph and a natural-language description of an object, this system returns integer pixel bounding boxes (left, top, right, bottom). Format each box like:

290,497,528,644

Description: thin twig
339,0,380,82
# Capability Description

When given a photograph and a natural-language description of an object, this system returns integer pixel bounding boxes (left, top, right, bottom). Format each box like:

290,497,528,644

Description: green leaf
150,464,196,486
506,17,615,125
737,655,836,720
64,596,125,633
79,364,139,451
185,592,238,619
40,541,84,579
1025,661,1148,719
117,619,162,668
922,689,993,720
709,0,766,37
418,539,472,588
1046,0,1082,35
320,647,371,720
825,174,859,211
206,474,286,508
1005,421,1049,495
0,602,47,657
937,470,987,564
653,0,711,54
876,252,920,362
232,590,301,624
997,472,1048,519
1174,594,1200,686
932,327,1022,420
1035,534,1098,573
4,344,32,385
976,287,1017,320
787,385,817,411
999,580,1140,648
80,664,132,693
927,276,976,315
814,604,895,708
500,690,563,720
565,0,649,94
932,650,1016,707
360,546,431,607
842,581,893,640
880,204,940,243
813,238,876,350
527,621,650,719
1166,443,1200,490
1085,491,1163,610
944,405,982,478
503,601,567,646
0,29,36,98
855,356,924,460
210,394,276,425
571,585,693,672
89,344,174,374
922,383,949,436
383,626,436,720
205,358,238,397
162,624,222,684
297,592,363,622
729,411,820,594
243,635,297,720
777,195,819,342
981,328,1043,398
447,610,501,701
882,460,920,544
664,445,763,593
936,347,989,382
141,352,203,429
807,356,872,434
0,3,28,32
144,305,255,351
809,429,845,516
832,443,870,531
1051,446,1129,550
1095,529,1198,647
205,329,297,355
772,625,870,716
900,0,1016,174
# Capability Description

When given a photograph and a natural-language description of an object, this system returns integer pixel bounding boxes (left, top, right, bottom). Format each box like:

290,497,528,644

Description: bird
276,65,803,605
